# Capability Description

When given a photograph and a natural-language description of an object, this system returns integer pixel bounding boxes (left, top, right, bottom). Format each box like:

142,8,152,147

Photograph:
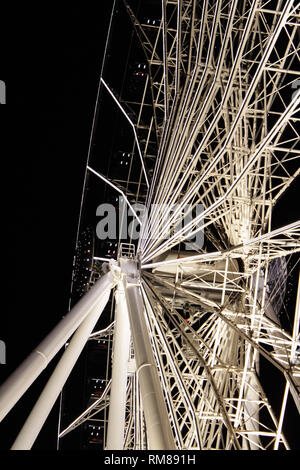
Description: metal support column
105,279,131,450
123,260,176,450
0,267,118,422
11,283,112,450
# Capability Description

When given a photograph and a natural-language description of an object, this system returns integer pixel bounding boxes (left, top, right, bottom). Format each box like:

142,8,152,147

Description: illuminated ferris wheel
1,0,299,450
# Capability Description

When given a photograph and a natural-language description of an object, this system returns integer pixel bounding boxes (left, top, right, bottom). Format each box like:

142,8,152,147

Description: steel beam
11,284,112,450
105,280,132,450
0,267,118,422
122,259,176,450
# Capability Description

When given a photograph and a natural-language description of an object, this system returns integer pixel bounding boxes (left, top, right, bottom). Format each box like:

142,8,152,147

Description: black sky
0,2,114,450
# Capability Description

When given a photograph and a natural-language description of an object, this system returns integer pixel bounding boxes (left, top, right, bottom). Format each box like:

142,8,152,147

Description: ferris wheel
0,0,299,451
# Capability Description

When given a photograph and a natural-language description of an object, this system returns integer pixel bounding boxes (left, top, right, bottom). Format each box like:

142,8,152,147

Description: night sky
0,2,114,451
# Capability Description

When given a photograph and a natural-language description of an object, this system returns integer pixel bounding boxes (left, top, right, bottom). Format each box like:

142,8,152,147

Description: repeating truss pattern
57,0,300,450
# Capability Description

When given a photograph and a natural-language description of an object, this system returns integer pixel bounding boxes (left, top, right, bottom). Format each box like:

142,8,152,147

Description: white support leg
105,280,131,450
0,267,118,422
122,261,176,450
11,284,112,450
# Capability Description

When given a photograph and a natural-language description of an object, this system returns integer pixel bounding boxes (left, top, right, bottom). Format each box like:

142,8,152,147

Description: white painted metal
0,267,117,422
58,0,299,450
123,260,176,450
105,280,131,450
11,284,112,450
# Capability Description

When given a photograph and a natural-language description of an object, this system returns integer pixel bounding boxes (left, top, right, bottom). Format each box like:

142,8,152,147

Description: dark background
0,2,114,450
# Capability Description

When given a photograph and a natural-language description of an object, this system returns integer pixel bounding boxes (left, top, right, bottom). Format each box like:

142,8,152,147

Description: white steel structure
0,0,299,451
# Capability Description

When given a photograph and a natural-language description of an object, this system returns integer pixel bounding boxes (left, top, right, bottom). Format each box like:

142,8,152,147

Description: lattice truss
63,0,300,450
